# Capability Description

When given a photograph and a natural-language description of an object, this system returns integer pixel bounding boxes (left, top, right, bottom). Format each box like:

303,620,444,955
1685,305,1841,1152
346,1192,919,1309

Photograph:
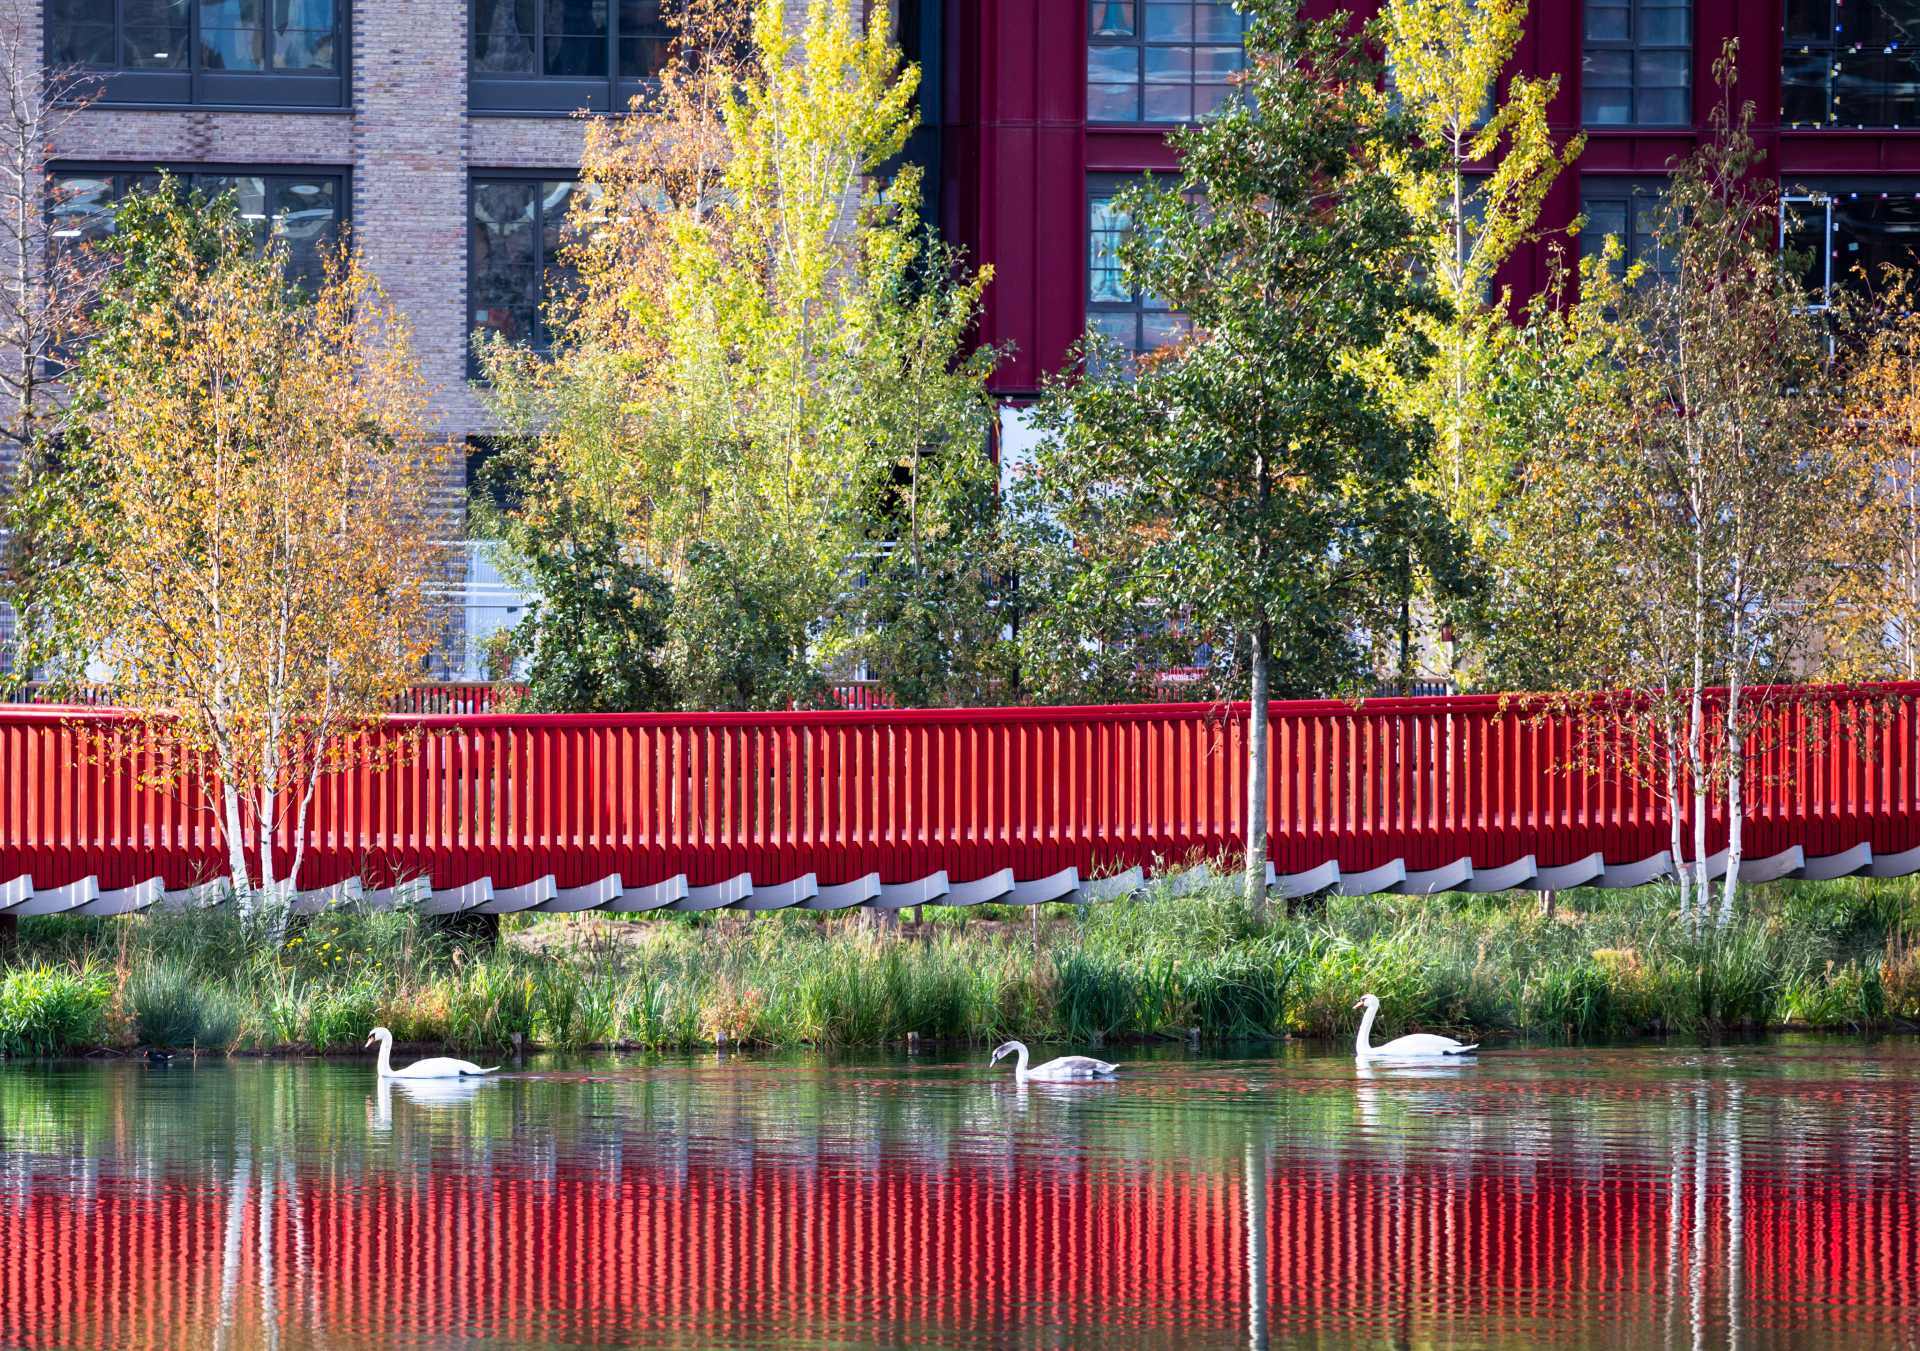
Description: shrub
0,963,113,1058
128,961,239,1050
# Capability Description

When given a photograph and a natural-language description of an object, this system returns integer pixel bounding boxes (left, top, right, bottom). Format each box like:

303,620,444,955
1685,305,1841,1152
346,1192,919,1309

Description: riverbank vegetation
3,875,1917,1060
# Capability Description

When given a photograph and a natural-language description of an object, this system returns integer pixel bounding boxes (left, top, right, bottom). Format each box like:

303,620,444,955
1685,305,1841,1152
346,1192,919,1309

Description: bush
128,961,239,1050
0,963,113,1058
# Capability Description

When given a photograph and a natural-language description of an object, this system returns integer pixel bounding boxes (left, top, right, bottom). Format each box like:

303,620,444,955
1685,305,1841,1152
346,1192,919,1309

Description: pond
2,1039,1918,1349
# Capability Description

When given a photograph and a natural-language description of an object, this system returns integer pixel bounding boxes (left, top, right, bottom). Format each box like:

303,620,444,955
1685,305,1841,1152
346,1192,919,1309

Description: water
3,1040,1918,1349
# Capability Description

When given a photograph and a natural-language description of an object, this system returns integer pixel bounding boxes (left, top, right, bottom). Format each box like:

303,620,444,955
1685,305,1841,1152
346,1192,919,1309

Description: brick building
8,1,1920,675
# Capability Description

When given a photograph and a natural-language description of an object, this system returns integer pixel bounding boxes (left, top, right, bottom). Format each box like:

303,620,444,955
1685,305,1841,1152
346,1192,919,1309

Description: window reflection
1784,1,1920,126
470,0,670,101
47,167,344,290
1582,0,1692,126
470,177,583,358
1086,179,1187,363
49,0,338,76
1784,183,1920,306
1087,0,1246,124
1581,178,1676,286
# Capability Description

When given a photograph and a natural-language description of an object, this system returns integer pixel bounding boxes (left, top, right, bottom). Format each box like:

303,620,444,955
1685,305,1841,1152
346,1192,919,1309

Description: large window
48,166,346,287
1087,1,1246,124
1087,177,1187,360
1783,1,1920,128
1784,182,1920,307
470,176,585,364
1581,177,1675,285
471,0,672,113
46,1,346,108
1582,0,1691,126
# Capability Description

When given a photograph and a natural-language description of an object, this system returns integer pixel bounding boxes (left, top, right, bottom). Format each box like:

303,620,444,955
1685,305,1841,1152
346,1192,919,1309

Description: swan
365,1026,499,1079
990,1040,1118,1082
1352,995,1477,1061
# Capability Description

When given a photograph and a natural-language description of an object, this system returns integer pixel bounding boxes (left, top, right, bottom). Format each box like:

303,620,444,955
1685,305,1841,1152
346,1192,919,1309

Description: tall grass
127,961,240,1050
0,963,113,1057
4,872,1919,1057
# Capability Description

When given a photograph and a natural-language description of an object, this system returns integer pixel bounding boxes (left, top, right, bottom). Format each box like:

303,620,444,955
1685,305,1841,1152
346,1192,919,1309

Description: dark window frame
1782,178,1920,309
48,160,350,289
1086,173,1188,362
1783,1,1920,128
1086,0,1248,126
467,169,586,376
469,0,671,115
1580,175,1676,286
1581,0,1693,128
44,1,349,110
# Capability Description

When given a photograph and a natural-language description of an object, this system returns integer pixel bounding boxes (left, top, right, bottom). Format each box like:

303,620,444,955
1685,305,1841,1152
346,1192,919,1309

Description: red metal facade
954,1,1903,397
3,689,1917,894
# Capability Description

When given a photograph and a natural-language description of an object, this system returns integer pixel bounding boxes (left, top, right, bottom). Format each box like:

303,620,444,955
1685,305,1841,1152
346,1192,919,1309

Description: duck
1352,994,1478,1060
365,1026,499,1079
990,1040,1118,1082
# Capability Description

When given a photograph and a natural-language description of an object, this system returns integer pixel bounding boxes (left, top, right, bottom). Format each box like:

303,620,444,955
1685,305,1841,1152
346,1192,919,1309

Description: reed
4,872,1919,1058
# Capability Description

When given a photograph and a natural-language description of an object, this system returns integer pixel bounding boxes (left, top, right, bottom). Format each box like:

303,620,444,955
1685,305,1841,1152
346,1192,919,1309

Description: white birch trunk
221,779,252,921
1664,706,1690,920
1718,673,1744,928
1690,681,1710,931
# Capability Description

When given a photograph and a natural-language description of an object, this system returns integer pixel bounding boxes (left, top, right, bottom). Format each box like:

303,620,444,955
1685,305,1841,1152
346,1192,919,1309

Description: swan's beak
1352,999,1365,1011
364,1034,375,1047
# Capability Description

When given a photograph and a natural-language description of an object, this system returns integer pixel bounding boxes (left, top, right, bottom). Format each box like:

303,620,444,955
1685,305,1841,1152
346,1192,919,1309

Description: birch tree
8,183,445,923
1527,48,1857,926
0,0,99,464
1026,5,1435,912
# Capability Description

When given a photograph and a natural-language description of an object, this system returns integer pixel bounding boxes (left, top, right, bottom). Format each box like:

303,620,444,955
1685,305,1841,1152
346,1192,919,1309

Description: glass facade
470,176,585,358
48,167,345,288
46,0,345,106
1783,182,1920,305
1582,0,1691,126
471,0,672,112
1784,1,1920,127
1087,1,1247,124
1087,178,1187,359
1581,177,1675,285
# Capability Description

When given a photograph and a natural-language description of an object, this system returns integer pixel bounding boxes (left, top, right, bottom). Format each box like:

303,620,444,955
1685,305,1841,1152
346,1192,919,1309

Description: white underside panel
5,839,1917,919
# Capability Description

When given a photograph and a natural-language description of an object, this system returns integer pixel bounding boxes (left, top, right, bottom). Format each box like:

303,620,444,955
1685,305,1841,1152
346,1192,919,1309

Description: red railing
3,687,1918,895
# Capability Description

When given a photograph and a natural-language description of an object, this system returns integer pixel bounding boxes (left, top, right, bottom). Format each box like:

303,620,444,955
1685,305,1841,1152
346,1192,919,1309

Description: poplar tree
481,0,1000,710
1025,5,1436,910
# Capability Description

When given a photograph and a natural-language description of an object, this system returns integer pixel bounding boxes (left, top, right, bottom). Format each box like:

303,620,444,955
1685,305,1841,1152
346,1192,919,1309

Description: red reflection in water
4,1145,1918,1347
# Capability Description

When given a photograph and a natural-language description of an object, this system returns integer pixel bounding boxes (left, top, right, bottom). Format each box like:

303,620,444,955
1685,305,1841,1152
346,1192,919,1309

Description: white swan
365,1026,499,1079
990,1040,1118,1082
1352,995,1477,1061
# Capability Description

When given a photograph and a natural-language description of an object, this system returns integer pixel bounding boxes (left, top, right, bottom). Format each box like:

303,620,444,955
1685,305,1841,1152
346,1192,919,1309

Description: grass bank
3,873,1918,1059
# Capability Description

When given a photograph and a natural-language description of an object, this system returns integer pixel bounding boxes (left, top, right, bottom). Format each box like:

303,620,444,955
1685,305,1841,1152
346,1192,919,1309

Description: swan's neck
376,1036,393,1078
1355,1004,1378,1058
1012,1043,1030,1079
